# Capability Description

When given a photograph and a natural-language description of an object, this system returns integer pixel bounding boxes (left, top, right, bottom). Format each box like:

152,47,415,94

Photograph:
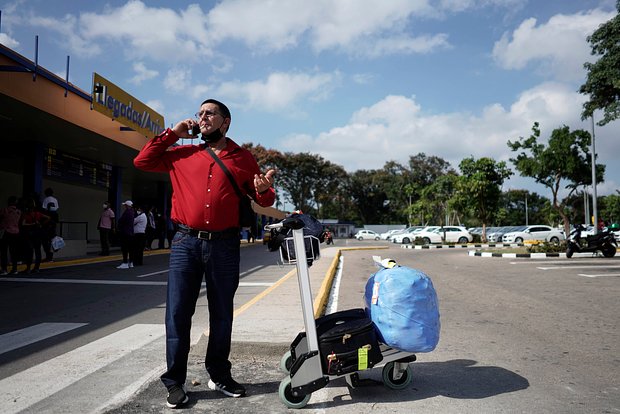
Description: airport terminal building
0,43,170,256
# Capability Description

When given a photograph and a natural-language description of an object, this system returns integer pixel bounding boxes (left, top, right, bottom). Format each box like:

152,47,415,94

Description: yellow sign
91,73,164,137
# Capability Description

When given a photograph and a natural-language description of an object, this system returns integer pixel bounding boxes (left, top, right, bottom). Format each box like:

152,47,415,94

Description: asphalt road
1,241,619,413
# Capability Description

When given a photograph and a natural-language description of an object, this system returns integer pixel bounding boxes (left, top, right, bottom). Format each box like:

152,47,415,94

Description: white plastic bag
51,236,65,251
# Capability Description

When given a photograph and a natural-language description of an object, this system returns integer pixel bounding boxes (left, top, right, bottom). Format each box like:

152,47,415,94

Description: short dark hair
201,99,231,120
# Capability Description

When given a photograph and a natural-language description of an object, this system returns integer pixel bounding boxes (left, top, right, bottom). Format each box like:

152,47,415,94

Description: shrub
527,241,567,253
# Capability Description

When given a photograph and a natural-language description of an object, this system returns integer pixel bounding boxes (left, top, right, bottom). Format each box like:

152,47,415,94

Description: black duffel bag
316,309,383,376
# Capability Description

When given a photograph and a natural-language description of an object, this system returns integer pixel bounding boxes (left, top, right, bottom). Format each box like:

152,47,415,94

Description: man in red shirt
134,99,275,408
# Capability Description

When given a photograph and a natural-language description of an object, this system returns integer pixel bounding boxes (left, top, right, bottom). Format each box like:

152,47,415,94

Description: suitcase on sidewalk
316,309,383,376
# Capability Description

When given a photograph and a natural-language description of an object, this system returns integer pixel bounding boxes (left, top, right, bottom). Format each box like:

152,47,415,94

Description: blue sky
1,0,618,199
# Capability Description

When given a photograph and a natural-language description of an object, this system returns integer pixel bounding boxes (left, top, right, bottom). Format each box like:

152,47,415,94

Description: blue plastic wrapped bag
364,265,440,352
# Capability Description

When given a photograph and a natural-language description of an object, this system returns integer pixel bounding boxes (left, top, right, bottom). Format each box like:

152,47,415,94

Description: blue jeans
160,231,240,388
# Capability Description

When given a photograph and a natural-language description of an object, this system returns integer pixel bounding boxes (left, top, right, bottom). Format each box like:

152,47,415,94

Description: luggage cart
265,217,417,409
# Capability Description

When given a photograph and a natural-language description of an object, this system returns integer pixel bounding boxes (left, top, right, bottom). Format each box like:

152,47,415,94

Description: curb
313,246,389,318
400,243,522,249
468,250,565,258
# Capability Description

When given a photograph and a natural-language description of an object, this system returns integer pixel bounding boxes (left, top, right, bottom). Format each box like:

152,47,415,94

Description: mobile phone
190,124,201,137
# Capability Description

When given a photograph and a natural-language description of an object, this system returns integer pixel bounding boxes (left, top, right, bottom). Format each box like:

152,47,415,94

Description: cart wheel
382,362,413,390
279,377,311,409
280,350,293,374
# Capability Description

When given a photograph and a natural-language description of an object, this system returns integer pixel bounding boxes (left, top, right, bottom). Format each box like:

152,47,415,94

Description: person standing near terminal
116,200,135,269
134,99,276,408
42,187,59,215
98,201,116,256
132,205,147,266
41,188,59,262
0,196,21,275
19,198,50,274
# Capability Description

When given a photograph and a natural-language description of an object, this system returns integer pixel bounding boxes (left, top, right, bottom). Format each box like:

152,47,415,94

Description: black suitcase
316,309,383,376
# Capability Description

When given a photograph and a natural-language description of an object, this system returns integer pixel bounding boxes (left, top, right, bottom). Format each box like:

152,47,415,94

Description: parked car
610,223,620,241
380,229,403,240
354,229,380,241
487,226,526,242
391,226,439,244
502,225,565,243
418,226,473,244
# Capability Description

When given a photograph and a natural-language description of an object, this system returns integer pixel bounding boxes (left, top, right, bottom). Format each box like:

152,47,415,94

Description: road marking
537,265,620,270
0,323,88,356
137,270,168,278
510,260,608,265
137,266,265,278
0,324,164,413
0,277,167,286
240,265,264,276
578,273,620,278
233,268,296,318
0,277,273,288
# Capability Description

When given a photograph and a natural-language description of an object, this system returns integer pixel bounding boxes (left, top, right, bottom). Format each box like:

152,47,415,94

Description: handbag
205,147,256,228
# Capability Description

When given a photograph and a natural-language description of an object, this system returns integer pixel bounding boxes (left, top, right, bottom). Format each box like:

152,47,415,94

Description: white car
392,226,440,244
414,226,472,244
354,229,380,241
380,229,403,240
502,225,565,243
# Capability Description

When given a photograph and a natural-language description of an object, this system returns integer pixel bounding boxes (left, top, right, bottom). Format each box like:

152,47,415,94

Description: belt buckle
197,230,211,240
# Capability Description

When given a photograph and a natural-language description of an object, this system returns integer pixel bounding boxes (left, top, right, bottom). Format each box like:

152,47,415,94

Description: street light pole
525,194,528,226
591,116,598,235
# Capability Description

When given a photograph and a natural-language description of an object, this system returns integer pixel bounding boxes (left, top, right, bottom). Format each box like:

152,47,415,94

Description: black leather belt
177,224,239,241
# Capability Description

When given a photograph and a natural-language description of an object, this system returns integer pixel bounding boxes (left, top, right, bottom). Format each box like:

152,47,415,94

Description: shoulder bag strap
205,146,246,200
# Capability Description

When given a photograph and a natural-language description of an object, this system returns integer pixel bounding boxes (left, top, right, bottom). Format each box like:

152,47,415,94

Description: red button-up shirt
134,128,275,231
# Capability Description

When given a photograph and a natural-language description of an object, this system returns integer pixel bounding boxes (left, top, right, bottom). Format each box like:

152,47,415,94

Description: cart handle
264,216,305,231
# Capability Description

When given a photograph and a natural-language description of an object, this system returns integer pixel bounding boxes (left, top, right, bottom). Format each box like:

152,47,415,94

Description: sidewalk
8,239,263,273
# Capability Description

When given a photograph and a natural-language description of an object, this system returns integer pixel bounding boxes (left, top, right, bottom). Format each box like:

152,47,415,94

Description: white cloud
492,9,616,81
215,70,342,113
279,83,620,195
163,67,194,92
438,0,527,13
128,62,158,85
145,99,164,114
358,33,451,58
20,1,213,62
205,0,447,56
0,33,19,48
78,1,213,61
28,13,102,57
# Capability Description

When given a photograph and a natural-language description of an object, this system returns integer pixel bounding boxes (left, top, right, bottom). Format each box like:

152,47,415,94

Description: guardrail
58,221,88,240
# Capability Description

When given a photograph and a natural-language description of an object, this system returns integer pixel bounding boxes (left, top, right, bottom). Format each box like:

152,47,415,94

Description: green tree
453,157,513,241
508,123,605,235
418,173,459,227
498,190,552,226
600,194,620,223
312,161,348,219
271,152,327,214
579,1,620,125
347,169,390,224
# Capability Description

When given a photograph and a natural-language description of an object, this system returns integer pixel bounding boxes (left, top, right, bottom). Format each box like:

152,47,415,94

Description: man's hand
171,119,198,139
254,169,276,193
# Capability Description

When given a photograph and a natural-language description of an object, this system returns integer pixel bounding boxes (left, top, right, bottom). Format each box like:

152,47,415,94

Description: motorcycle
566,224,617,258
324,230,333,245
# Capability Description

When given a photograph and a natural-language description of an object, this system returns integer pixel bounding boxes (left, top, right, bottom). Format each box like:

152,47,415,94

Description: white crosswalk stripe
0,323,88,356
0,324,165,414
